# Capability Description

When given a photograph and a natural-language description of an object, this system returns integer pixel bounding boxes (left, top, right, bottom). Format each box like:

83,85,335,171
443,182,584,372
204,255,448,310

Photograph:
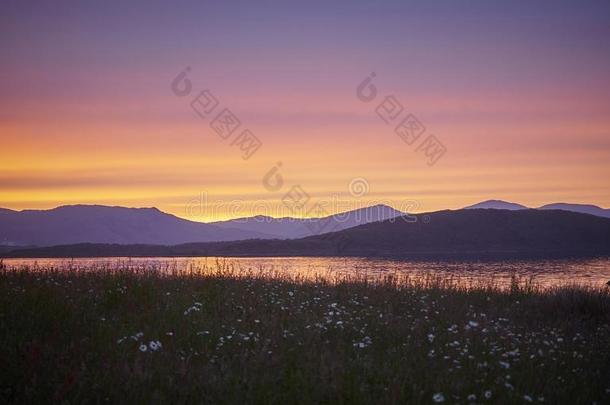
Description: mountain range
5,208,610,258
209,204,403,239
464,199,610,217
0,200,608,250
0,204,403,247
0,205,268,247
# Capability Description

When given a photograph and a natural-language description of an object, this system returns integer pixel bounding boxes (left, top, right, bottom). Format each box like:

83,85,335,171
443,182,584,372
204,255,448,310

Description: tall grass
1,263,609,404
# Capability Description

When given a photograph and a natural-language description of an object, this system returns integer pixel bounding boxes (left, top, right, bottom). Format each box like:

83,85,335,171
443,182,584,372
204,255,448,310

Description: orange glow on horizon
2,3,609,221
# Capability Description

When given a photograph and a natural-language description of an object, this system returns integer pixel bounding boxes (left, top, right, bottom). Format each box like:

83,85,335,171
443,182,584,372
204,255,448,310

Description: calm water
3,256,610,288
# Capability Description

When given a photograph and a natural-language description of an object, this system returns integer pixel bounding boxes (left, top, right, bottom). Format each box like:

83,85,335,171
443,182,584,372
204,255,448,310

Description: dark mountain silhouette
209,204,404,239
464,200,527,210
538,203,610,219
0,204,404,247
5,209,610,258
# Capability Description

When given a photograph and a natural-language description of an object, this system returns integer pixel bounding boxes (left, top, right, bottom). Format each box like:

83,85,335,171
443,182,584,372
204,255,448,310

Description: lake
3,256,610,288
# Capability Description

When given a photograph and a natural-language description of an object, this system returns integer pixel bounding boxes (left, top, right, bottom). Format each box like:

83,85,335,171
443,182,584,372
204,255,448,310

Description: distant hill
464,200,528,210
210,204,404,239
0,204,404,247
464,200,610,219
538,203,610,219
5,209,610,258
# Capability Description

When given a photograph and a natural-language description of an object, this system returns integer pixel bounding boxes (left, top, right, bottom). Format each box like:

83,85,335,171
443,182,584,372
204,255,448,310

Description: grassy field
1,261,609,404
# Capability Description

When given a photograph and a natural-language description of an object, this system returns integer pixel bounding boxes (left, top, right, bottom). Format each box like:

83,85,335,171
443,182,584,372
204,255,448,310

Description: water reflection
4,256,610,288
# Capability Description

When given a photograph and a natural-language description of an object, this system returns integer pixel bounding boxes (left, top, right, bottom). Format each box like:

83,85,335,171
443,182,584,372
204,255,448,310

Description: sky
1,0,609,221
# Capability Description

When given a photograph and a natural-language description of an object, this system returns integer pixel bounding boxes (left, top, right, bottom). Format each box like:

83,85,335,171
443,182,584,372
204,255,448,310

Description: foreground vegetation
1,261,609,404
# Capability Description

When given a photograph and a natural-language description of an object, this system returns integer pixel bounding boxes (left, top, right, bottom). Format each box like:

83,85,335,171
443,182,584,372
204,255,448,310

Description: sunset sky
1,0,609,221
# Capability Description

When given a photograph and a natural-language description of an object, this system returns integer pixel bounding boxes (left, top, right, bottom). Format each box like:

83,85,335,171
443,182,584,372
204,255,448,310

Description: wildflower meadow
1,261,609,404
